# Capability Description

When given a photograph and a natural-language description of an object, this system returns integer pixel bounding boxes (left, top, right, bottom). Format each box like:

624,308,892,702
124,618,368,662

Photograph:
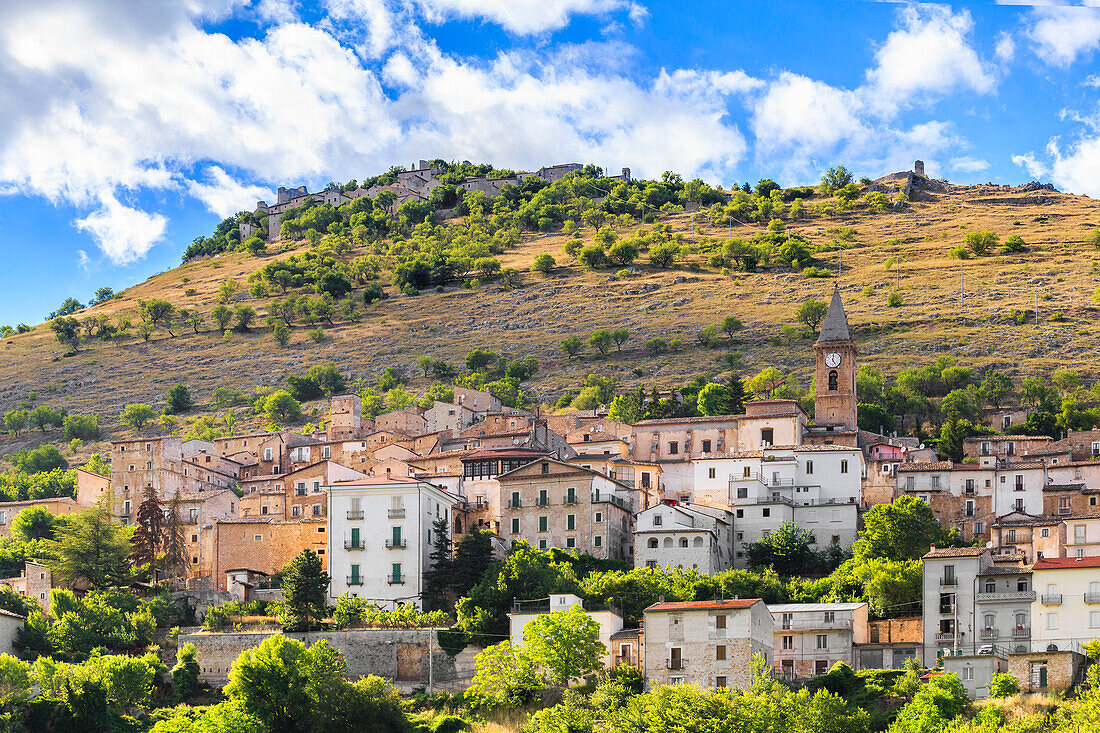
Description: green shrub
1002,235,1027,252
533,254,556,274
887,291,903,308
987,671,1019,698
946,246,970,259
307,328,325,343
801,266,831,278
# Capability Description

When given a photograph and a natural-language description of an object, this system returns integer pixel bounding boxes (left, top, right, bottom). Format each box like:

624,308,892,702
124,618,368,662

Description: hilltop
1,163,1098,453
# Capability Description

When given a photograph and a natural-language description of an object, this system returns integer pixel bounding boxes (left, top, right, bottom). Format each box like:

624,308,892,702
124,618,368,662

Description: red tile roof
1033,556,1100,570
645,599,761,612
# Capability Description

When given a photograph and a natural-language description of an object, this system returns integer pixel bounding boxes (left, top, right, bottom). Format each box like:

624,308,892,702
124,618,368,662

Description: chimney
658,595,665,604
929,544,936,550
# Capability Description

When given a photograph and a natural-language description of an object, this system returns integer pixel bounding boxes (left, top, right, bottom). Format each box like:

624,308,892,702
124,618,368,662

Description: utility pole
428,626,434,694
1035,290,1039,324
960,273,964,307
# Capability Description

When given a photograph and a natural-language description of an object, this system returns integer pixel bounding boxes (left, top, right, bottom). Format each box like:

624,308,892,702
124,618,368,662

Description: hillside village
4,286,1099,701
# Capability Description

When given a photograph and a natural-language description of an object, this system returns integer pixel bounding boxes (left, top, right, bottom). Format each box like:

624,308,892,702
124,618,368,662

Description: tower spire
817,285,851,343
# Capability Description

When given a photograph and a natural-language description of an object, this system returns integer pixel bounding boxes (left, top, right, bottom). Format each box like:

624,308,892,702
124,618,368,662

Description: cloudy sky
2,0,1100,324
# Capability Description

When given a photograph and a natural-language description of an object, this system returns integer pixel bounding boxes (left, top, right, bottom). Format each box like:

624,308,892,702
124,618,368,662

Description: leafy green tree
697,325,719,347
852,496,951,562
4,408,28,436
475,257,502,280
697,384,731,417
264,390,302,423
964,230,998,256
499,267,523,290
888,673,968,733
218,278,240,304
464,641,544,710
272,321,291,346
648,242,680,268
281,549,330,631
611,328,630,351
11,506,63,542
745,521,819,575
12,444,68,473
985,671,1019,698
451,530,496,601
166,383,194,414
939,418,992,462
211,304,233,331
171,643,201,703
560,336,583,360
63,414,100,441
50,503,133,590
721,315,744,340
747,367,790,399
523,606,606,686
607,241,639,266
820,165,853,194
120,404,155,430
50,316,82,352
533,253,556,274
977,370,1013,409
577,245,607,270
795,298,828,334
465,349,498,372
29,405,63,433
138,298,178,336
233,304,256,332
588,329,614,357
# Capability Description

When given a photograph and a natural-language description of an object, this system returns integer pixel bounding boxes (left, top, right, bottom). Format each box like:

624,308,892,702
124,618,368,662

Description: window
264,448,273,461
539,539,547,550
761,428,773,445
312,504,321,516
322,446,330,459
715,645,726,661
511,518,520,534
648,538,658,548
736,487,748,499
715,676,726,689
653,515,663,526
702,440,712,452
708,467,716,479
669,442,679,455
296,482,306,496
782,635,793,650
905,476,915,490
254,535,262,541
680,538,688,548
595,512,602,523
538,516,548,532
123,500,131,515
736,509,744,518
1091,611,1100,628
806,460,814,475
594,535,602,547
816,635,828,650
292,505,300,517
840,459,848,474
965,500,975,517
823,611,835,623
715,614,727,629
1015,475,1024,491
931,475,940,489
1047,613,1059,630
566,537,575,548
567,515,575,531
828,370,838,391
962,666,974,681
762,508,770,518
541,462,549,474
984,613,995,629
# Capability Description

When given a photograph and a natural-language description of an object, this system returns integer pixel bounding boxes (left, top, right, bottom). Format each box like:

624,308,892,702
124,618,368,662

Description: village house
858,616,923,670
768,602,869,678
326,476,455,610
1,560,54,613
455,448,550,535
75,467,110,506
566,454,662,511
1018,555,1095,691
0,497,85,538
633,501,733,574
239,460,366,520
210,516,328,591
643,599,772,691
498,458,634,561
990,513,1064,562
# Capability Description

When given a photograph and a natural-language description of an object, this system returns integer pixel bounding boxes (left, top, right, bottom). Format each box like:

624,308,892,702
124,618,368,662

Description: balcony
1085,593,1100,604
346,576,364,586
976,590,1036,603
563,495,578,505
344,539,365,550
507,499,522,509
387,574,405,585
388,508,405,519
940,577,958,587
666,658,687,670
1013,627,1031,639
346,510,364,520
1041,594,1062,605
935,632,958,642
385,538,407,549
777,618,852,631
536,497,550,507
939,605,955,615
979,629,999,640
1058,507,1072,516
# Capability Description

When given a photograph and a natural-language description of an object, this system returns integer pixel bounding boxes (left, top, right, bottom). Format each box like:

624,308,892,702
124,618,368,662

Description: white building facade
633,502,733,573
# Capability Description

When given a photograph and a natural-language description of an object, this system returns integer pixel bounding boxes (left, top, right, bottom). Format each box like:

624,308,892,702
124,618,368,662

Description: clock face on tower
825,352,842,368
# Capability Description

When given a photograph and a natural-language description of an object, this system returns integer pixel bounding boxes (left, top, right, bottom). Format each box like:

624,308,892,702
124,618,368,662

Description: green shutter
392,562,402,582
350,564,359,582
567,514,575,530
351,527,360,545
512,518,520,534
392,526,401,544
539,516,547,532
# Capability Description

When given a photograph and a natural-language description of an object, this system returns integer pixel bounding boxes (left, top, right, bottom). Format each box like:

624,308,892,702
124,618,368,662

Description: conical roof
817,286,851,343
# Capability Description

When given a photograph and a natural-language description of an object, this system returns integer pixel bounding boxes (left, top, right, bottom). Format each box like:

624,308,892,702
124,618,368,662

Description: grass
1,178,1099,457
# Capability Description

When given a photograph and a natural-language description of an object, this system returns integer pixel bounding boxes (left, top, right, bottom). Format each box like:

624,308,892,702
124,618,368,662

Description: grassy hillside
1,171,1098,455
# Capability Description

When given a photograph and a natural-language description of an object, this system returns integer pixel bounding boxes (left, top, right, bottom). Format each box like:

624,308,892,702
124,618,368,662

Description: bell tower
813,286,858,430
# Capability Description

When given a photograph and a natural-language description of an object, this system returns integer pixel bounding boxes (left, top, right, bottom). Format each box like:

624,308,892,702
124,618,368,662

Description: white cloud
1027,5,1100,67
995,31,1016,61
1014,134,1100,194
414,0,642,34
1012,151,1047,178
1084,74,1100,86
73,194,167,265
187,166,273,218
950,156,991,173
752,73,866,166
866,5,995,112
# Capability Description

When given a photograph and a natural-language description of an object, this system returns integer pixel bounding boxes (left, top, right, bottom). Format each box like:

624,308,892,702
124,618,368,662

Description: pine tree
423,517,453,611
164,490,187,587
281,549,330,631
50,500,132,589
726,372,747,414
131,484,165,580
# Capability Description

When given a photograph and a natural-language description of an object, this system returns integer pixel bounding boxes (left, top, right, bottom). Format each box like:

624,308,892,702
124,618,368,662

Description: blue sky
2,0,1100,325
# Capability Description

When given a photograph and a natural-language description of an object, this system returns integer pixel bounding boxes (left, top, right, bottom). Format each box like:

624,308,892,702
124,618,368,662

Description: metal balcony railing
563,495,578,505
980,629,998,640
935,632,958,642
666,658,686,670
975,590,1035,602
385,538,407,549
1085,593,1100,604
1041,594,1062,605
387,574,405,585
346,576,364,585
388,508,405,519
940,577,957,587
344,539,364,550
346,510,364,520
507,499,522,508
536,497,550,506
1013,627,1031,638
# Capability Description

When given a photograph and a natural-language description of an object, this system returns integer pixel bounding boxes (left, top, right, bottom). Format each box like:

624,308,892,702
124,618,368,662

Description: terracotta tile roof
896,462,953,472
1033,556,1100,570
923,546,987,559
964,435,1052,443
645,598,760,612
1043,483,1086,492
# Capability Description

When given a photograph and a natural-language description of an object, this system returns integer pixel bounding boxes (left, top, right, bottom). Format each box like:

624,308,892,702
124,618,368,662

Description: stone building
1,560,54,613
767,602,869,678
813,287,859,431
633,501,733,573
239,460,365,520
643,598,772,691
0,497,85,538
497,458,634,561
210,517,328,591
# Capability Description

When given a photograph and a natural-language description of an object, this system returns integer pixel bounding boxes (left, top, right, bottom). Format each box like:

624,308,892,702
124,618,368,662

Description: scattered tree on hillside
795,298,828,334
523,606,605,686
